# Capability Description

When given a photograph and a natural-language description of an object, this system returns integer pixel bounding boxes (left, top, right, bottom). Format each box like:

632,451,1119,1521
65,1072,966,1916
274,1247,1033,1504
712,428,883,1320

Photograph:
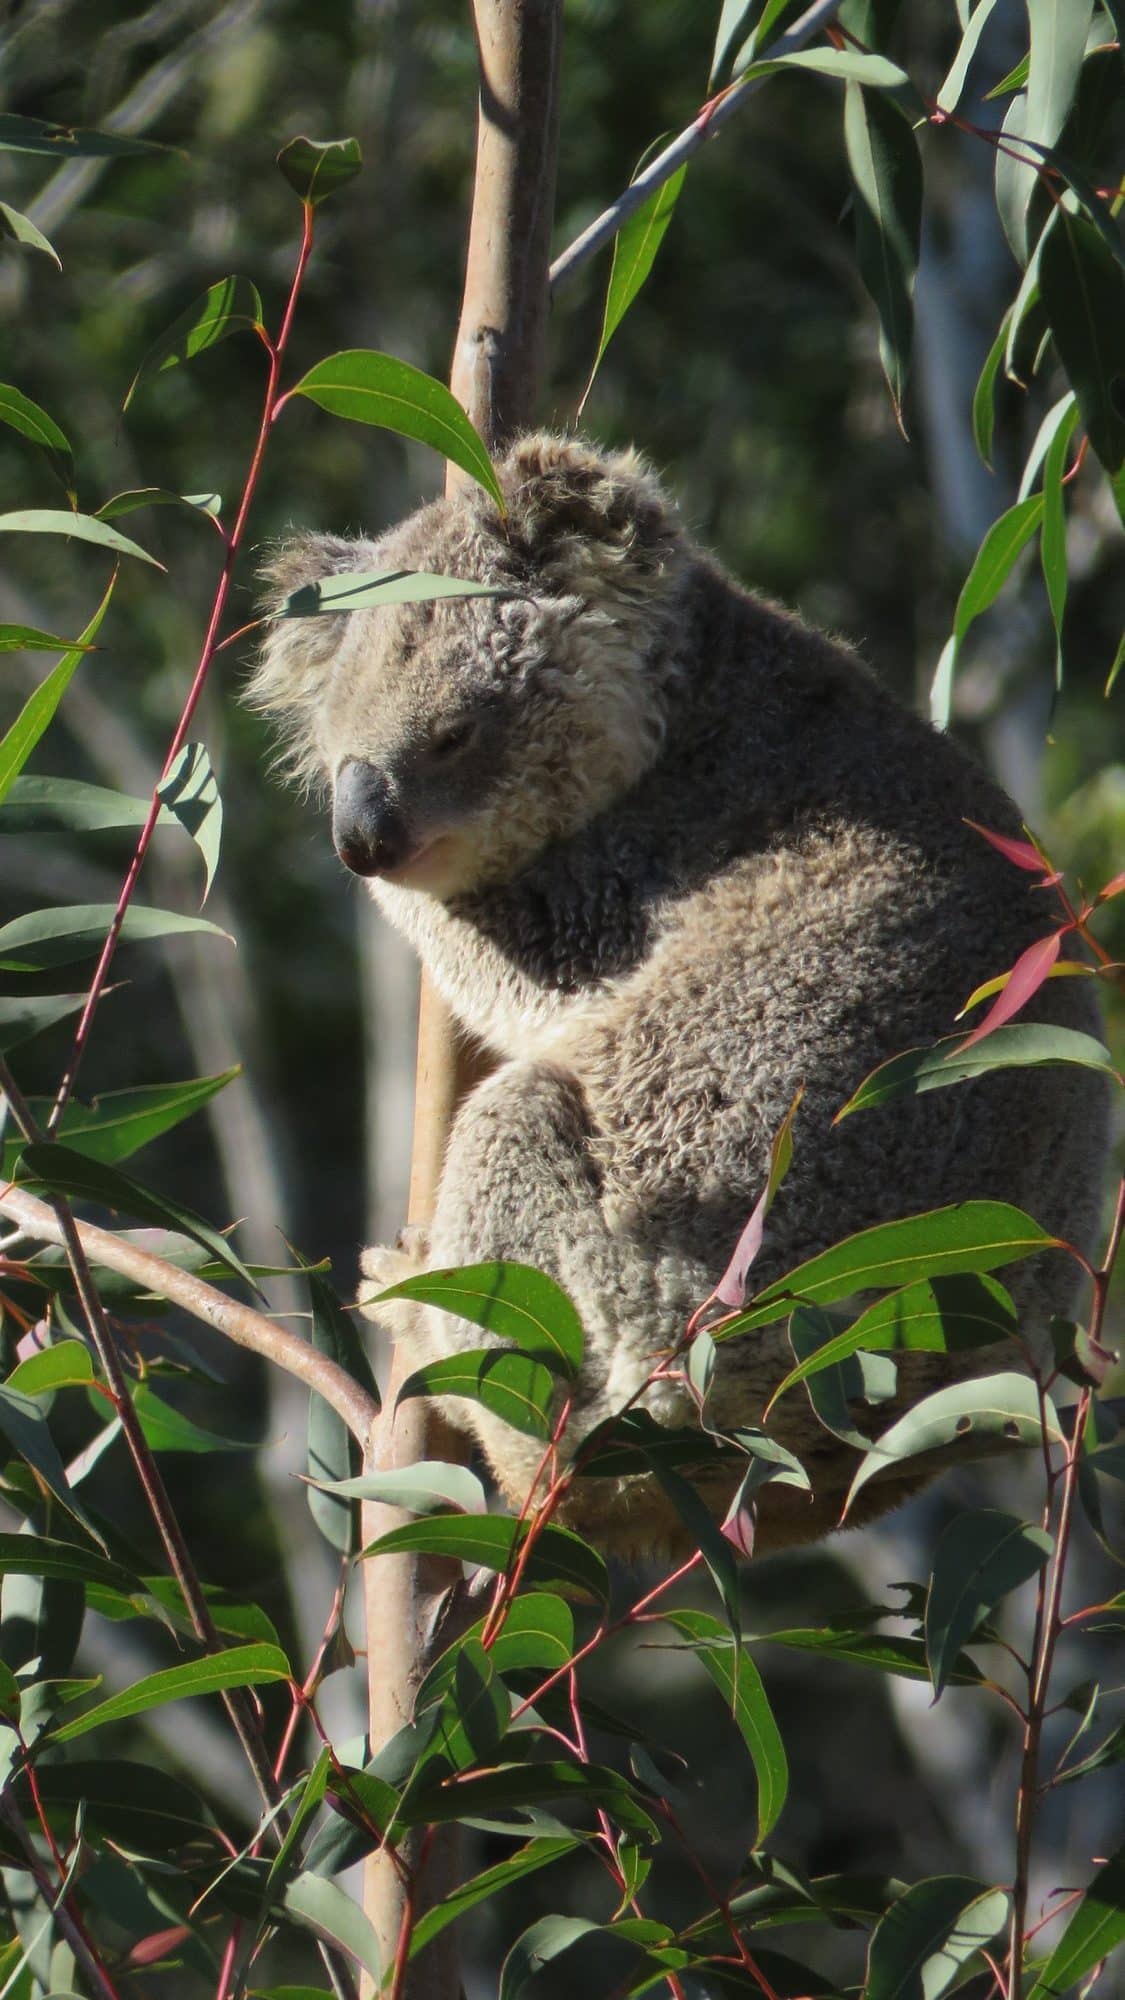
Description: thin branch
548,0,844,295
0,1181,379,1448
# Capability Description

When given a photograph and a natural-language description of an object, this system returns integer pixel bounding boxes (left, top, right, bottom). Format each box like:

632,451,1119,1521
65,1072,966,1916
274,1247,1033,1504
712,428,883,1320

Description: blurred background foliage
1,0,1123,1986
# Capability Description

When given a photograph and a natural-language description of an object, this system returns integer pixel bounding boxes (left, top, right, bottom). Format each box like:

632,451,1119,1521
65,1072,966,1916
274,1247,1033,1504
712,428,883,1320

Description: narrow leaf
133,1383,253,1455
362,1512,609,1603
0,1386,106,1545
930,495,1045,723
1039,208,1125,490
972,309,1011,467
304,1261,379,1555
0,203,61,267
156,742,222,902
277,135,362,204
956,932,1064,1050
936,0,1002,114
1040,394,1080,686
409,1838,578,1961
281,569,516,615
925,1510,1053,1697
16,1142,257,1291
124,277,264,412
0,625,96,654
0,113,167,159
290,351,503,508
0,384,73,494
2,1069,239,1179
843,83,922,425
96,487,222,522
866,1877,1009,2000
0,576,116,807
281,1875,381,1987
310,1461,485,1516
0,1532,138,1593
845,1372,1064,1516
836,1023,1118,1119
661,1608,788,1841
0,901,232,972
397,1347,557,1441
714,1088,802,1307
0,510,161,566
382,1260,583,1377
766,1274,1018,1411
1027,1843,1125,1999
0,774,169,833
0,992,87,1054
52,1641,290,1742
582,145,687,410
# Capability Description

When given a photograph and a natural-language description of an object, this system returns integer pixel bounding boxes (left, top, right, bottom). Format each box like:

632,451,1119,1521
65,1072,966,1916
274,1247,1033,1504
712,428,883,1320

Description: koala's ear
246,531,369,770
495,432,682,581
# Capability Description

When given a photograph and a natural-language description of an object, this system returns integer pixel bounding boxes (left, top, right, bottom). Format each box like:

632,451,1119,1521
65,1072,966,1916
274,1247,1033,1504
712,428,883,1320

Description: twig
548,0,844,295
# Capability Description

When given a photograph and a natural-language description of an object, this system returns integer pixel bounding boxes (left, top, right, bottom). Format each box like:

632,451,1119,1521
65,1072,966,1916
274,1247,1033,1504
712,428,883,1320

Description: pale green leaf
157,742,222,902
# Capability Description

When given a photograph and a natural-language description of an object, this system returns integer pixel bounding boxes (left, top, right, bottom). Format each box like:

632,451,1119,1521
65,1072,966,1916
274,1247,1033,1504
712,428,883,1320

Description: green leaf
87,1574,280,1647
132,1383,254,1455
0,1532,139,1594
749,48,910,88
0,385,74,496
124,276,264,411
0,625,97,655
758,1617,984,1685
96,486,222,522
311,1460,486,1517
710,0,760,85
52,1640,290,1742
843,84,922,426
1025,2,1096,193
716,1202,1060,1338
303,1262,379,1555
0,901,232,971
396,1347,557,1440
396,1759,656,1838
972,309,1012,468
16,1142,257,1292
23,1759,211,1853
1027,1843,1125,1999
280,569,517,615
277,135,362,204
661,1609,788,1841
0,509,161,566
0,113,167,158
281,1874,381,1987
0,774,170,833
1039,208,1125,492
2,1069,240,1180
925,1510,1053,1698
1105,630,1125,695
582,144,687,409
0,576,116,808
836,1024,1118,1118
408,1837,578,1961
5,1341,95,1395
382,1260,584,1378
156,742,222,902
865,1877,1009,2000
845,1372,1064,1516
0,992,87,1054
289,351,503,509
930,496,1045,726
1040,394,1080,685
417,1592,575,1710
362,1512,609,1603
0,203,61,268
936,0,1002,113
766,1274,1019,1412
0,1386,106,1546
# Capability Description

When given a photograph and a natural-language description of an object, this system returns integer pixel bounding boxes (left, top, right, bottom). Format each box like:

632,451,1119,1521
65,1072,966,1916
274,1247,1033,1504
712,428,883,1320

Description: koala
251,433,1108,1557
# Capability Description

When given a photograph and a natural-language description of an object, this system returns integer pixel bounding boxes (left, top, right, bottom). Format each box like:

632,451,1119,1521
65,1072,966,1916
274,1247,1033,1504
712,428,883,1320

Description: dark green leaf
661,1608,788,1841
3,1069,239,1180
396,1759,657,1838
0,901,232,971
397,1347,557,1441
931,496,1045,727
0,114,167,158
0,203,61,267
583,145,687,406
87,1574,280,1647
1039,208,1125,491
52,1640,291,1742
21,1760,212,1852
17,1142,256,1291
925,1510,1053,1697
303,1261,379,1555
0,576,116,808
0,774,170,833
380,1260,584,1378
972,310,1012,468
417,1593,575,1711
289,351,503,508
836,1024,1118,1118
865,1877,1008,2000
717,1203,1060,1338
0,509,161,566
0,385,73,495
1028,1843,1125,1999
409,1838,578,1960
650,1460,744,1633
845,1372,1063,1516
362,1512,609,1602
0,993,87,1054
96,486,222,522
758,1617,986,1685
0,1532,139,1594
132,1383,253,1455
281,569,516,615
0,1387,106,1546
124,277,264,411
277,135,362,204
1040,394,1080,684
843,84,922,426
767,1274,1018,1411
156,743,222,901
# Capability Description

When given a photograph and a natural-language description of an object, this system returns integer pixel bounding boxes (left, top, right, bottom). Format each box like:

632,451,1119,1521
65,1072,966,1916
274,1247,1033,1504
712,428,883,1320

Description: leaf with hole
845,1372,1063,1516
124,277,264,411
925,1510,1053,1697
290,351,503,507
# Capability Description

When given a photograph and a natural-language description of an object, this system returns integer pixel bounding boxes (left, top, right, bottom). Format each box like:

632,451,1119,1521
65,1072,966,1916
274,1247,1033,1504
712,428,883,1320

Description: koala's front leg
361,1059,700,1511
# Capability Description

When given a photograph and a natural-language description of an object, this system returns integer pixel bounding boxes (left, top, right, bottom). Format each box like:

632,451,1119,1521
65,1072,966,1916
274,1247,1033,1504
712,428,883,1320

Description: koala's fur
251,433,1108,1556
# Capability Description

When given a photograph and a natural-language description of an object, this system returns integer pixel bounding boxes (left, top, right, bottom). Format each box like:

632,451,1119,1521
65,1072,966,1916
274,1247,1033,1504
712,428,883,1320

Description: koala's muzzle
332,759,411,876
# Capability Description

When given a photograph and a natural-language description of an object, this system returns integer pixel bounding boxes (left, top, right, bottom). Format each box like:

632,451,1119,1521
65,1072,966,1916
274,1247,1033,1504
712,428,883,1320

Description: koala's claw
395,1223,430,1261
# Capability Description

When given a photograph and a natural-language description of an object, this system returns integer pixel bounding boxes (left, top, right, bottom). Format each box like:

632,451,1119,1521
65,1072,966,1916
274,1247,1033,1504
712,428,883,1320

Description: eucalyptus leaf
0,114,167,159
0,385,73,495
303,1260,379,1555
865,1876,1008,2000
397,1347,557,1441
925,1510,1053,1697
0,577,116,808
157,742,222,902
843,84,921,426
52,1641,291,1742
0,509,161,566
836,1024,1118,1118
282,569,516,615
16,1142,257,1291
362,1512,609,1603
124,277,264,412
2,1068,239,1179
289,351,503,508
0,203,61,267
1027,1843,1125,2000
845,1372,1064,1515
0,901,232,972
660,1608,788,1842
277,135,362,204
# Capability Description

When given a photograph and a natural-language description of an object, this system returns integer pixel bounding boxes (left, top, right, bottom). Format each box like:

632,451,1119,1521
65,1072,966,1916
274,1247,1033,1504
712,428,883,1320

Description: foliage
0,3,1123,1999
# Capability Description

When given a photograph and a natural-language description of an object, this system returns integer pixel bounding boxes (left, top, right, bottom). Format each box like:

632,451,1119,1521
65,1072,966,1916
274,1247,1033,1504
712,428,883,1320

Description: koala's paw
358,1231,428,1334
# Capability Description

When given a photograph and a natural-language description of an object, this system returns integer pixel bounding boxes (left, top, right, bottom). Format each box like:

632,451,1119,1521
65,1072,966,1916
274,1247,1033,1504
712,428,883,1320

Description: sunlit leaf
2,1069,240,1179
378,1258,584,1377
925,1510,1052,1697
417,1593,575,1712
96,487,222,523
0,1532,139,1594
281,1874,381,1986
5,1340,95,1395
757,1616,985,1684
408,1838,578,1961
397,1759,656,1837
310,1460,486,1516
865,1876,1009,2000
0,774,170,833
936,0,1002,113
0,901,232,971
277,135,362,204
290,350,503,506
765,1273,1018,1411
124,276,264,411
362,1512,609,1602
0,576,116,808
132,1383,254,1456
930,495,1044,726
52,1641,291,1742
397,1347,557,1441
1027,1843,1125,1999
0,624,97,654
281,568,515,615
0,202,61,267
0,509,161,565
749,48,910,88
845,1372,1063,1516
0,384,73,495
843,84,922,426
157,742,222,902
581,142,687,411
0,1386,107,1546
660,1608,788,1842
16,1142,257,1291
838,1020,1118,1120
714,1088,802,1307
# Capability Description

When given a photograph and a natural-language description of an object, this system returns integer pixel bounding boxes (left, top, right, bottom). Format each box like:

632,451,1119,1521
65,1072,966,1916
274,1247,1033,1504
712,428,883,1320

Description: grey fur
250,434,1108,1556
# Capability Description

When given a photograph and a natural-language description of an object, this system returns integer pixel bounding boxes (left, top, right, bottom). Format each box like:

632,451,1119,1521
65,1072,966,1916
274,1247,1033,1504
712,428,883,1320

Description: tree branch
548,0,844,296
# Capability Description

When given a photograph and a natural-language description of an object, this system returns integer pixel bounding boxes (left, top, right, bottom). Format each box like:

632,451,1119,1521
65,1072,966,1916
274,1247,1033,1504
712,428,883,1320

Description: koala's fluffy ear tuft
257,530,362,615
495,432,683,583
247,530,367,778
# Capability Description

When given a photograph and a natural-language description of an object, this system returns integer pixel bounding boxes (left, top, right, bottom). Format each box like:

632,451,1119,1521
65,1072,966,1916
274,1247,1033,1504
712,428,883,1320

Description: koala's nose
332,759,411,876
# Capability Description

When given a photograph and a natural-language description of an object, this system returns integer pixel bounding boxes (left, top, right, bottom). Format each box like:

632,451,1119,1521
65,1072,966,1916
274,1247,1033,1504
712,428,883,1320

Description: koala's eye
430,716,479,759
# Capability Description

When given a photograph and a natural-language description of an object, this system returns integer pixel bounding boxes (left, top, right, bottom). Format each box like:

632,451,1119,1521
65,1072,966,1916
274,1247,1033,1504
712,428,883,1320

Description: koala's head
248,433,689,897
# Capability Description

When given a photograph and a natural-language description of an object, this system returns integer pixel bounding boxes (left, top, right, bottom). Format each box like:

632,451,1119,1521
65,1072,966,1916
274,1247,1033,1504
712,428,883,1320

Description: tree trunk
361,6,562,1993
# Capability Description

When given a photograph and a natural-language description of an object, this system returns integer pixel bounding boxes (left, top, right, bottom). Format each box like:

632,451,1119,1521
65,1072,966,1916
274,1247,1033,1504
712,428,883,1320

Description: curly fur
251,433,1108,1557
